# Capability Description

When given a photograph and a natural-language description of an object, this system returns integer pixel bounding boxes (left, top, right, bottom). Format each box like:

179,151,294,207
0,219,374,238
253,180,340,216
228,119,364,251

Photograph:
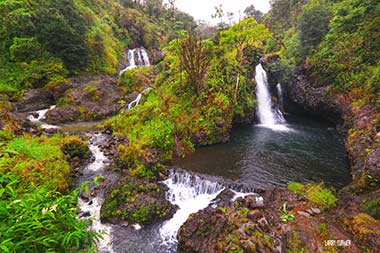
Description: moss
306,183,337,210
362,197,380,219
287,182,337,210
100,176,173,225
288,182,305,195
60,136,91,160
287,230,307,253
344,213,380,250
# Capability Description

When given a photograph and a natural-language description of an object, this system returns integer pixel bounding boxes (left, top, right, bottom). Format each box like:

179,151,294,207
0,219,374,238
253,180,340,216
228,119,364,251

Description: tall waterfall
119,48,151,76
255,64,288,131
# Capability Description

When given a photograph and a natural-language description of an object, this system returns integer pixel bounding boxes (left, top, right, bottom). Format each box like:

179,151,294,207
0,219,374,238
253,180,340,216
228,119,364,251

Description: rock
247,210,263,220
257,217,270,232
78,211,91,219
310,207,321,214
14,89,55,112
285,74,342,124
297,211,311,217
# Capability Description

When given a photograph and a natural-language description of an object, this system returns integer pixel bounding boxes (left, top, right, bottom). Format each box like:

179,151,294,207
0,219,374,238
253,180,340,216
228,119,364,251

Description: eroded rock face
285,75,342,125
14,89,55,112
46,76,126,124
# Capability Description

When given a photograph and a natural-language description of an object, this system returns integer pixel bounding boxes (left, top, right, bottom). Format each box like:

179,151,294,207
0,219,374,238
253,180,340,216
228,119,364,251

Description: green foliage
306,183,337,210
0,134,100,252
279,202,295,222
287,182,337,210
299,4,332,56
119,66,155,94
361,197,380,219
288,182,305,195
61,136,91,160
0,174,99,253
0,0,197,93
0,135,71,192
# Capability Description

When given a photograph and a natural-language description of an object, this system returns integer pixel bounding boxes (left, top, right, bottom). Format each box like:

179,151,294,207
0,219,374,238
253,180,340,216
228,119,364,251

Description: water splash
27,105,59,130
255,64,289,131
159,170,225,248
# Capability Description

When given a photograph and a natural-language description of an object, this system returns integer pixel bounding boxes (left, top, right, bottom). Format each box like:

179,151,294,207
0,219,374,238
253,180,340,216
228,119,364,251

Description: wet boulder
100,175,176,225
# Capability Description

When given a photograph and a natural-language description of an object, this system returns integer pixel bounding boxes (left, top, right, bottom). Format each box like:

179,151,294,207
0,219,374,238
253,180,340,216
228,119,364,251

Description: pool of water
176,115,351,188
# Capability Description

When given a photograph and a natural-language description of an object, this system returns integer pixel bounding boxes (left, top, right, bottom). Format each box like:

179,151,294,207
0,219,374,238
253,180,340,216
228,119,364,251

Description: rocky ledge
178,186,380,253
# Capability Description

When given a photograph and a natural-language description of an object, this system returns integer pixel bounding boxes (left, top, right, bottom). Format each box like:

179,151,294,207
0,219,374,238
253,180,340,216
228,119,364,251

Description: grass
288,182,338,210
0,134,100,252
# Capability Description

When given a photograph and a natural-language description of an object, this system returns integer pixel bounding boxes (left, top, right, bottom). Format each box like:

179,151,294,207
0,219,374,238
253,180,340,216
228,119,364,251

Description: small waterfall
159,170,225,248
77,133,114,253
127,87,151,109
27,105,59,130
255,64,288,131
119,48,151,76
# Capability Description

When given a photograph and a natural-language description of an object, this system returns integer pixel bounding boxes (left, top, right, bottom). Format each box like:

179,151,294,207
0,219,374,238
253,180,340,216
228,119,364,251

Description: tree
212,4,227,29
220,17,272,100
178,35,212,95
299,4,331,56
244,5,263,23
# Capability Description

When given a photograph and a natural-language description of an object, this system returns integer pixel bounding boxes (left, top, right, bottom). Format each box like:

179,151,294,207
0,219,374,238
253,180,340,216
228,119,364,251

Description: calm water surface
177,115,351,188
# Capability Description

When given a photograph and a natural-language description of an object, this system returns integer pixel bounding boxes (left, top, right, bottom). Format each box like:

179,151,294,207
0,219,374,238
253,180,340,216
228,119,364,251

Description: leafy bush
0,174,99,253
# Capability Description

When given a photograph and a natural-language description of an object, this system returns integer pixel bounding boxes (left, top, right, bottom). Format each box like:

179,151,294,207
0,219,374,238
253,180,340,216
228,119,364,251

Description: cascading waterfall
127,87,151,109
119,48,151,76
159,170,225,248
255,64,288,131
77,133,114,253
27,105,59,130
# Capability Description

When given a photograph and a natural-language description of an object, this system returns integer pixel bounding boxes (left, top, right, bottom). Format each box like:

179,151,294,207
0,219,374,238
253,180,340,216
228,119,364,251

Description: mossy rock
100,175,175,225
344,213,380,251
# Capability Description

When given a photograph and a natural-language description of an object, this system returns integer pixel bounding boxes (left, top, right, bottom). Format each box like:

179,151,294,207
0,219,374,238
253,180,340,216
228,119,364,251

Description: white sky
165,0,271,25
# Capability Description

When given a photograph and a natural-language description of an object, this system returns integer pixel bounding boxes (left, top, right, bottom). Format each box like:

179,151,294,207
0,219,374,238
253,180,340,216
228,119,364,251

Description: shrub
306,183,337,210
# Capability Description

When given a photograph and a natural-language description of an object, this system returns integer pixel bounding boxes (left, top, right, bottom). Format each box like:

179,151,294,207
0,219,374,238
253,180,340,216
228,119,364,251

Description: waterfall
159,170,225,247
77,133,114,253
127,87,151,109
27,105,59,130
119,48,151,76
277,83,284,110
255,64,288,131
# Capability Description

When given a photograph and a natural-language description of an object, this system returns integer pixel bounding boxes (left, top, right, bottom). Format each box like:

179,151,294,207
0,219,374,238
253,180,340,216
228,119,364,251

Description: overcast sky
165,0,271,25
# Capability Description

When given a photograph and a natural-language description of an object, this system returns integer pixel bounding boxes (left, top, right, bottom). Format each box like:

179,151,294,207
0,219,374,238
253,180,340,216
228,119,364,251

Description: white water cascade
127,87,151,109
159,170,225,247
77,133,114,253
277,83,284,110
119,48,151,76
27,105,59,130
255,64,288,131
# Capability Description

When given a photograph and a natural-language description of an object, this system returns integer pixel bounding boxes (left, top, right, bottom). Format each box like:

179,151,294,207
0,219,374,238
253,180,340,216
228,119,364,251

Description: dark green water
177,115,351,188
